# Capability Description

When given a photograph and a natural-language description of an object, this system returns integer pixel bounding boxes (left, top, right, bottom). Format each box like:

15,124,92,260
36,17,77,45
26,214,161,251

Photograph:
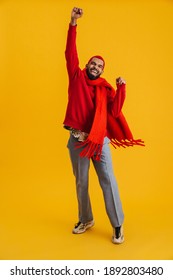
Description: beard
86,68,101,80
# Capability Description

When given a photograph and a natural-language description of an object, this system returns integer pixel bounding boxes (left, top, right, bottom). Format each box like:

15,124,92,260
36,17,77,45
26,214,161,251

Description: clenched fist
71,7,83,25
116,77,126,85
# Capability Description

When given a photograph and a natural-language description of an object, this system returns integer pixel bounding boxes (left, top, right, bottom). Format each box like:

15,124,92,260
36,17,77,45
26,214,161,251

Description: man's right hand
70,7,83,26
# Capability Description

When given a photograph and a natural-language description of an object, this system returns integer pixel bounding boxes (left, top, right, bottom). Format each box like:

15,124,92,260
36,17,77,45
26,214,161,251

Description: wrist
70,17,77,26
116,83,126,90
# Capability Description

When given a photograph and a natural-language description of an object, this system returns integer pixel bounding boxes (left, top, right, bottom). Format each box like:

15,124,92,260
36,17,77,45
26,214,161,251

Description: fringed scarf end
111,138,145,148
75,139,103,161
131,139,145,146
74,137,145,160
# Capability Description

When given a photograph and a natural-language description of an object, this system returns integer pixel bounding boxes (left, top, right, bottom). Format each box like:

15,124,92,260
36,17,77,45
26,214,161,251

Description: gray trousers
67,134,124,228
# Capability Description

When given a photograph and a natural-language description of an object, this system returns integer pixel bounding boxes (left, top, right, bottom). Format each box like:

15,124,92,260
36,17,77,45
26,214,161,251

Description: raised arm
65,8,83,78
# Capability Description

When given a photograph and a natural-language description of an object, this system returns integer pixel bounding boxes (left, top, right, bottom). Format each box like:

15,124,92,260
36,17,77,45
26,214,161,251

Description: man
63,7,143,244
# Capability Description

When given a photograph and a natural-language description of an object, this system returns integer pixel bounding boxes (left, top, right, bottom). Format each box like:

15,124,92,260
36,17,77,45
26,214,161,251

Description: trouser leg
67,135,93,223
92,139,124,227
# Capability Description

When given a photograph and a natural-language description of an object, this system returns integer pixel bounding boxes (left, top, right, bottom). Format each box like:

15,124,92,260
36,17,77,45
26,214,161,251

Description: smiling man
86,56,104,80
63,7,140,244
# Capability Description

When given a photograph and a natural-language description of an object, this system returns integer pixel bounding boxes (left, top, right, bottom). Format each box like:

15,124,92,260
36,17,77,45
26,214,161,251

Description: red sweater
63,24,126,134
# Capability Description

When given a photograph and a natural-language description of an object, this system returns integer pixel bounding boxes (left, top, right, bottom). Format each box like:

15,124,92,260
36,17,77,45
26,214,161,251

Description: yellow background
0,0,173,260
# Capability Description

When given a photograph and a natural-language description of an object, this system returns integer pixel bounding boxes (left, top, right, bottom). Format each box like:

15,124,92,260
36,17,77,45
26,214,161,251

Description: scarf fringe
75,139,103,161
75,138,145,160
111,138,145,149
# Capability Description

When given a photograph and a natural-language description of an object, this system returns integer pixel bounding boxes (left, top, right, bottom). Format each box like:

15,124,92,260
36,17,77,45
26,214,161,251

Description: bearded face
86,57,104,80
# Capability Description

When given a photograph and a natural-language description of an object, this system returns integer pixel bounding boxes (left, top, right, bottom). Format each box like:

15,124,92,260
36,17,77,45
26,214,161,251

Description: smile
90,69,98,74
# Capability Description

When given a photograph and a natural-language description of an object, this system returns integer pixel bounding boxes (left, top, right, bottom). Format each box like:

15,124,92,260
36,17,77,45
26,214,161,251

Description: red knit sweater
63,24,126,134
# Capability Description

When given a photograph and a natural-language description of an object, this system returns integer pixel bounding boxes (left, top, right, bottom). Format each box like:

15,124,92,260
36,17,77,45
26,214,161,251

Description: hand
116,77,126,85
71,7,83,25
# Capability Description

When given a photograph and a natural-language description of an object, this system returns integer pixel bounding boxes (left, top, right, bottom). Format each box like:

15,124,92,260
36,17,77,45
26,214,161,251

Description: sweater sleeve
108,83,126,118
65,24,79,79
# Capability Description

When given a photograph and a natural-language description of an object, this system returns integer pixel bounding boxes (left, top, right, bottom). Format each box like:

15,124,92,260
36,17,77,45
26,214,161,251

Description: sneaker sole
72,221,94,234
112,235,124,244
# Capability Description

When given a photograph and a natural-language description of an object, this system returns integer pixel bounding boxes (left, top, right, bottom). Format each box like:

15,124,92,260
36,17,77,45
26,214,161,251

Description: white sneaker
112,225,124,244
72,220,94,234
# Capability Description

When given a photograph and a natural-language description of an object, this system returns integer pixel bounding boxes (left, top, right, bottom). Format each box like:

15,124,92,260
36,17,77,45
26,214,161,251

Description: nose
92,64,100,72
94,64,99,70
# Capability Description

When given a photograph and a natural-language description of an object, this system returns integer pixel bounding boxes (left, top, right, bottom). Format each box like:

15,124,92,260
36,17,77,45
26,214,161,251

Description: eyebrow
91,61,104,67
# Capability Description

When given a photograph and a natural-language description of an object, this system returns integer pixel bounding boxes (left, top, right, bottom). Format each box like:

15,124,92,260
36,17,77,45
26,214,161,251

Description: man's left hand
116,77,126,85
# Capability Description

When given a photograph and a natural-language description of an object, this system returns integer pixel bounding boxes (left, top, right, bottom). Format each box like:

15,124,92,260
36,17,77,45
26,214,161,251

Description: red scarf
70,69,144,160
